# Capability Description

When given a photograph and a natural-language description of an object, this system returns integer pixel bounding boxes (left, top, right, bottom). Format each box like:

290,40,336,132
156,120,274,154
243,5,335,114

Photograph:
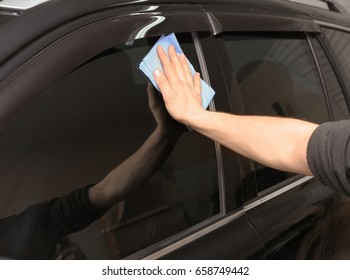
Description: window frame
205,10,334,203
218,31,331,199
315,21,350,110
308,33,350,120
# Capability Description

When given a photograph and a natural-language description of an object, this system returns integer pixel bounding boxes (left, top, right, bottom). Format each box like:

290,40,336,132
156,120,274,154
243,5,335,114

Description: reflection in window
322,27,350,103
311,36,349,120
223,33,329,193
0,34,219,259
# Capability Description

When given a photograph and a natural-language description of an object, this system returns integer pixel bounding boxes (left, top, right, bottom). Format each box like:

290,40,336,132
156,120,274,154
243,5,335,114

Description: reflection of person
153,45,350,195
0,83,184,260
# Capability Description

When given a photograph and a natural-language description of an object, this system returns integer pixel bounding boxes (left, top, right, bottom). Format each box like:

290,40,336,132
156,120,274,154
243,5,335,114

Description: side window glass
222,33,329,193
322,27,350,103
0,34,219,259
311,36,350,120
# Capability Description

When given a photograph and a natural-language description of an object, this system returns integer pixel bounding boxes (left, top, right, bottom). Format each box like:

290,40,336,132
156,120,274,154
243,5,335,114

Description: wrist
185,108,211,129
155,122,185,138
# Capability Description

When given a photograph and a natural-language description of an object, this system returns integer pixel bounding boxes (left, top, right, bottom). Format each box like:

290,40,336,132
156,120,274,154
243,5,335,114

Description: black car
0,0,350,259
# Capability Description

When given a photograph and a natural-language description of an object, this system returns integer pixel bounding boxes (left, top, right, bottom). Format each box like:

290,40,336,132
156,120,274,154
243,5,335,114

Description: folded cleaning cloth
138,33,215,109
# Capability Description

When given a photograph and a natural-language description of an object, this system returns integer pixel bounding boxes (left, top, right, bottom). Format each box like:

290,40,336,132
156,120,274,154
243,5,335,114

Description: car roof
0,0,349,66
0,0,348,16
0,1,349,31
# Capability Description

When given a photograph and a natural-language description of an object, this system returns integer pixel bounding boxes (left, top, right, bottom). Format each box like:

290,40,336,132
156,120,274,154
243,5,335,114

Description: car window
0,33,219,259
310,36,350,120
321,27,350,101
222,33,329,193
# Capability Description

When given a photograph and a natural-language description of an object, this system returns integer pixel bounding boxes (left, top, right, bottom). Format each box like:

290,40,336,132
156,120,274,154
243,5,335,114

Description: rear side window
222,33,329,193
310,36,350,120
0,34,219,259
322,27,350,102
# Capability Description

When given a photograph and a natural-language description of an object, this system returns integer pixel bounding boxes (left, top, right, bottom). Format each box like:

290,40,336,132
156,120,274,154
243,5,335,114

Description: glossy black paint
0,0,349,70
246,179,348,259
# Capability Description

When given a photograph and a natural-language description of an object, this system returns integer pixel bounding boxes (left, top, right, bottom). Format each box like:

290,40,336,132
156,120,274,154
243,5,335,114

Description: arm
88,83,184,208
186,112,317,175
153,45,318,176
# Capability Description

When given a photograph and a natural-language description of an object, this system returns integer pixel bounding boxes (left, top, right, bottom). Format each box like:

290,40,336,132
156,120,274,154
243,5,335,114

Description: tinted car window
222,33,329,193
311,36,350,120
322,27,350,100
0,34,219,259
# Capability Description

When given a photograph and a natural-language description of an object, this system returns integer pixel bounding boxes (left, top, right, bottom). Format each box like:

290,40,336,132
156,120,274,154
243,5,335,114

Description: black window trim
128,31,235,260
142,208,246,259
198,34,247,211
243,176,313,212
306,33,334,120
191,31,227,215
315,21,350,112
309,33,350,118
315,20,350,33
204,10,321,34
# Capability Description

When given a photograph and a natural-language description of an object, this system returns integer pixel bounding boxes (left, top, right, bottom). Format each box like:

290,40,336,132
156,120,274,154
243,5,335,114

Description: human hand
153,45,204,126
147,81,185,133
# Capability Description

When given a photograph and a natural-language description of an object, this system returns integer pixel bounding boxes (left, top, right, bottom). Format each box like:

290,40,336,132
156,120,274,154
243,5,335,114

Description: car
0,0,350,260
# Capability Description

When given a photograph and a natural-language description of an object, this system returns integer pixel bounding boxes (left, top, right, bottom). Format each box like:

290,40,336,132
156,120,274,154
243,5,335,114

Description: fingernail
154,69,161,78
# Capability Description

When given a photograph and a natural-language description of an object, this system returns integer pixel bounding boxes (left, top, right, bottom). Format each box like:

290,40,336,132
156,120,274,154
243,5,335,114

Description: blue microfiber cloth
139,33,215,109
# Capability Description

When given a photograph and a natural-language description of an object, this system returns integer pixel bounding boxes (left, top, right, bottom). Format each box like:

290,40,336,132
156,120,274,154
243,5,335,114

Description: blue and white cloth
139,33,215,109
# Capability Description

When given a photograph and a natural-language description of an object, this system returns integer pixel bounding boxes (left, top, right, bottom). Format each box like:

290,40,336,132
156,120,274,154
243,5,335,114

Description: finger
157,45,170,68
153,69,173,100
193,72,202,97
147,81,156,102
147,82,155,106
147,81,153,94
179,54,193,86
168,45,187,82
157,45,181,84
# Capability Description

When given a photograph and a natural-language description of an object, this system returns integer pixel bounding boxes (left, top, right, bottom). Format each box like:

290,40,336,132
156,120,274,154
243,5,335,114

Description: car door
0,3,263,259
203,4,350,259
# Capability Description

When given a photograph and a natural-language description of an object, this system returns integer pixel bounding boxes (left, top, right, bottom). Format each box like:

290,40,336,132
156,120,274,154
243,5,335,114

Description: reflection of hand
147,82,184,132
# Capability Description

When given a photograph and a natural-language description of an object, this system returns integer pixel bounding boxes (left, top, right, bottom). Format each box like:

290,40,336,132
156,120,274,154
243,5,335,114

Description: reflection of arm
88,84,184,209
0,84,183,259
89,126,182,209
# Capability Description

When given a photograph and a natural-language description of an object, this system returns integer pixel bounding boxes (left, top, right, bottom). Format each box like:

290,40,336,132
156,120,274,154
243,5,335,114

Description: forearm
88,126,182,208
153,45,319,177
189,110,318,175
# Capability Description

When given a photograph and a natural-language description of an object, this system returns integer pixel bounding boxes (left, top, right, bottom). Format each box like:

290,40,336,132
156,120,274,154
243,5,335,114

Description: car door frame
201,4,349,259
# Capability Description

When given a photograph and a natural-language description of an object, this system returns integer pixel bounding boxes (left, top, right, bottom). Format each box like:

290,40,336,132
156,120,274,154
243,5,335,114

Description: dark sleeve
0,185,107,259
44,184,108,236
0,201,57,259
307,120,350,195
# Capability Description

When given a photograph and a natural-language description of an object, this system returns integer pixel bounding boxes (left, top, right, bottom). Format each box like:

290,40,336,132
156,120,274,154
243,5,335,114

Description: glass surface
0,34,219,259
311,36,350,120
322,27,350,102
223,33,329,193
